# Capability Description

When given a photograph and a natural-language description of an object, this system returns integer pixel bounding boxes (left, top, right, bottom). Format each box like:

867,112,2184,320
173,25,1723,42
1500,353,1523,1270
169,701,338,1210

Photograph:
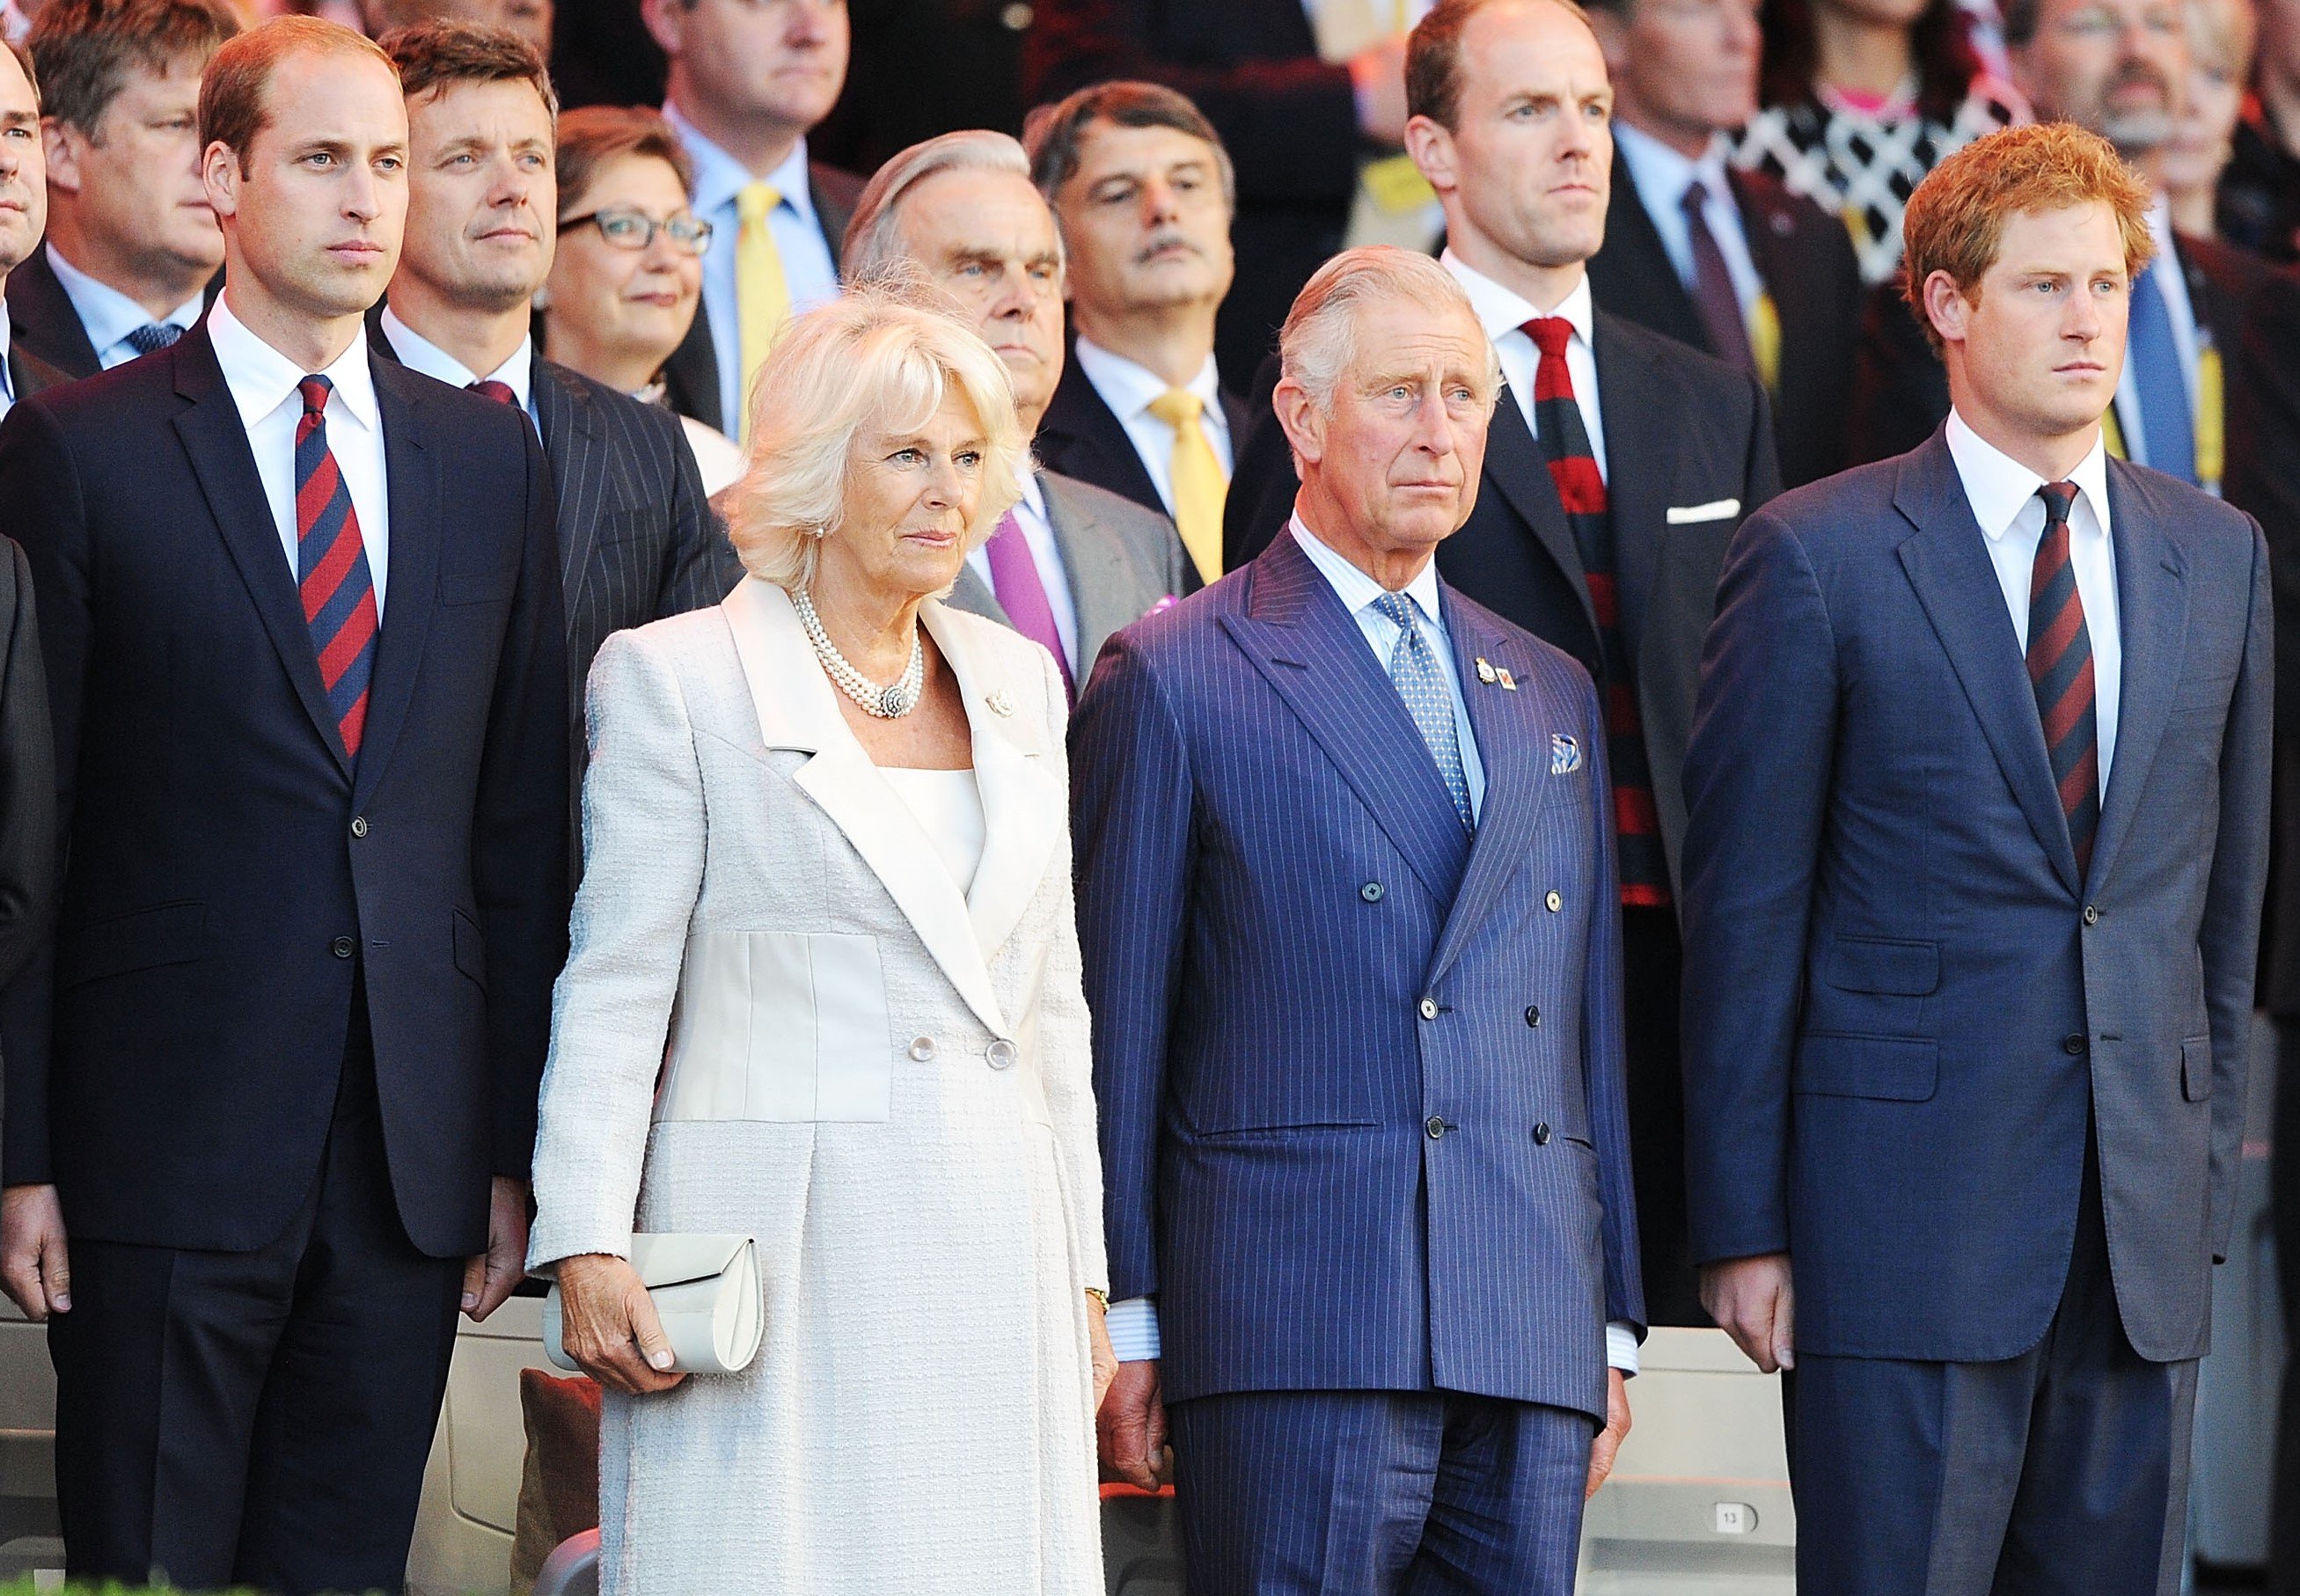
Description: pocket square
1666,498,1741,524
1550,734,1581,775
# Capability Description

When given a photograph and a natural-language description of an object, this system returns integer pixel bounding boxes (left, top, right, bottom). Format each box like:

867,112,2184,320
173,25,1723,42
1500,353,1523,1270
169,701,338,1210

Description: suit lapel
1603,182,1710,354
351,361,440,804
1042,362,1162,512
1040,472,1126,675
1426,592,1549,984
1892,433,2082,893
1593,315,1670,664
1220,535,1474,903
721,578,1011,1036
1483,382,1597,642
2089,463,2189,890
170,329,351,778
949,561,1011,628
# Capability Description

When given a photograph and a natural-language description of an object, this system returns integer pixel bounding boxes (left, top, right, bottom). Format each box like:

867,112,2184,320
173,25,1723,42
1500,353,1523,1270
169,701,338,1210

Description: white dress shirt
1946,409,2120,794
1444,252,1608,477
663,105,841,439
1106,516,1638,1376
2110,196,2201,475
378,307,539,432
46,243,203,370
963,470,1082,677
1611,121,1765,318
208,295,392,620
1070,338,1234,515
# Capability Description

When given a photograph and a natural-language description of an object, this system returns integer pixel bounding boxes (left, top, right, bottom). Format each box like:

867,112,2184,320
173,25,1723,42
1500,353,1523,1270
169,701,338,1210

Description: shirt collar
208,292,383,440
45,241,203,355
1289,513,1447,631
0,299,11,404
1442,248,1593,348
378,306,532,406
1610,121,1733,215
1071,337,1227,435
663,101,817,228
1945,408,2113,542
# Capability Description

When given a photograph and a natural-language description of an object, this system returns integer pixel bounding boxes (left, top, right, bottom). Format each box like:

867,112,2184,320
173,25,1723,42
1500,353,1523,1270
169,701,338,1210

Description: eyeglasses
559,207,714,255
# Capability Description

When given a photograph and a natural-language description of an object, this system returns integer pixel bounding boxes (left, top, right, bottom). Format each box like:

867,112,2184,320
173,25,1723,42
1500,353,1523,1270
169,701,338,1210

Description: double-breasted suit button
1418,997,1439,1020
349,816,369,838
330,936,355,959
2084,904,2100,926
1525,1006,1541,1028
2062,1035,2085,1055
985,1039,1017,1070
1544,890,1562,912
909,1037,937,1062
1425,1116,1447,1139
1534,1123,1551,1146
1360,882,1385,903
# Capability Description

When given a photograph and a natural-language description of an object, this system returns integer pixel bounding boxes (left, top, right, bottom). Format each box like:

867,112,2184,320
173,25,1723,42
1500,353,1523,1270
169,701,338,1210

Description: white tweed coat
527,575,1109,1594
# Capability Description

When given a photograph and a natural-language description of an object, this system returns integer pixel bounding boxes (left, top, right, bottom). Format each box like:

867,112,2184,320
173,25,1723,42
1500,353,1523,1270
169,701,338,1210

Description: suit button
1360,882,1385,903
1525,1006,1541,1028
909,1036,936,1062
986,1038,1017,1070
1545,890,1562,912
1425,1115,1447,1139
350,816,369,838
1534,1122,1552,1146
1418,997,1439,1020
2084,904,2100,926
330,935,355,959
2063,1034,2085,1055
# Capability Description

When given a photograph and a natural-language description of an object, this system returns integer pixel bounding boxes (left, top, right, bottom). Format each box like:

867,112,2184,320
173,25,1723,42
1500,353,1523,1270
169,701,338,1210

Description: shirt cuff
1107,1295,1161,1362
1607,1321,1641,1376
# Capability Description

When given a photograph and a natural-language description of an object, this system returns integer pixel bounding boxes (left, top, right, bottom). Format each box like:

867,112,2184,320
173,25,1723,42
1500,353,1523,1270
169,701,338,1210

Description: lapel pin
1497,667,1518,692
1551,734,1581,774
1476,656,1498,684
986,688,1015,718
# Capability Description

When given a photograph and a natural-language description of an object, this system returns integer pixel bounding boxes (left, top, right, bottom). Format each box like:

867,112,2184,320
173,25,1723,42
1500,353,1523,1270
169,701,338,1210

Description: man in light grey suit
842,129,1186,693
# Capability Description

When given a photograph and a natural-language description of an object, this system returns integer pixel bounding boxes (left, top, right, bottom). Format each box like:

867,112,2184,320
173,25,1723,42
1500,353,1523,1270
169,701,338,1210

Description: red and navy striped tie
2027,480,2099,875
295,375,379,760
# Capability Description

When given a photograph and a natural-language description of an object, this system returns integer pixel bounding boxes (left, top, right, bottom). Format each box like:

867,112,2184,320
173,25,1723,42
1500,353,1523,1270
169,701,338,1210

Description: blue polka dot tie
1374,591,1473,832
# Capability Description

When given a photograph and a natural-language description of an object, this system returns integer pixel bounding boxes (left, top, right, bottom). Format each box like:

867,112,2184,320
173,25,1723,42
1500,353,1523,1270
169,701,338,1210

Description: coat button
1534,1122,1551,1146
986,1038,1017,1070
1360,882,1385,903
1418,997,1439,1020
1425,1115,1447,1139
909,1036,936,1062
1545,890,1562,912
350,816,369,838
2084,904,2100,926
1525,1005,1541,1028
330,935,355,959
2062,1034,2085,1055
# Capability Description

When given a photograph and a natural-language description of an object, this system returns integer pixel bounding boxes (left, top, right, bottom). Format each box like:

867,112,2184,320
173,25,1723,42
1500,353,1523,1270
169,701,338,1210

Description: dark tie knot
2038,480,2079,530
1679,179,1714,218
125,323,182,356
468,378,519,407
1521,317,1573,361
297,374,333,420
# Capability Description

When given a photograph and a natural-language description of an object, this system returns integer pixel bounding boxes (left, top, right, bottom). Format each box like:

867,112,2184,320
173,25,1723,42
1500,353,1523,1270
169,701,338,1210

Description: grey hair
841,128,1061,279
1278,245,1498,412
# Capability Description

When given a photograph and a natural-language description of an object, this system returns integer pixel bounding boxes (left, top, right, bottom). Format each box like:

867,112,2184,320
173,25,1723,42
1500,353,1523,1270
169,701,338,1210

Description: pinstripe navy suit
1073,527,1644,1593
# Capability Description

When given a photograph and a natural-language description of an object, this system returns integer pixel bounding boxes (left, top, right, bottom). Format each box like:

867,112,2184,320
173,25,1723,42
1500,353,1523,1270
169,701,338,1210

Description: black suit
1227,307,1781,1324
0,326,568,1593
1023,0,1360,381
1588,164,1862,489
7,337,69,406
661,162,862,437
4,247,100,381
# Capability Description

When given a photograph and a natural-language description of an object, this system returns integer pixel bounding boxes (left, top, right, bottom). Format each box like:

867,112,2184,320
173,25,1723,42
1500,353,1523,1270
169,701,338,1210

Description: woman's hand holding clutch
553,1253,692,1395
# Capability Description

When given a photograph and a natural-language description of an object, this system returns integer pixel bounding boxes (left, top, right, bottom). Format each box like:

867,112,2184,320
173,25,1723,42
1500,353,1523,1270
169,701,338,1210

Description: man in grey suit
842,128,1186,693
373,22,742,812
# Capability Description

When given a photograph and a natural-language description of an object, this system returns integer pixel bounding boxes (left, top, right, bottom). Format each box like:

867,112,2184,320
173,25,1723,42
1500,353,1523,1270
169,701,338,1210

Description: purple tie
985,510,1074,703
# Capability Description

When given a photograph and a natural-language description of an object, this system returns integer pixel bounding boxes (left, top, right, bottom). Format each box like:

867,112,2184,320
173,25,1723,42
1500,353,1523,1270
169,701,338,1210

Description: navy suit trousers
1169,1388,1593,1595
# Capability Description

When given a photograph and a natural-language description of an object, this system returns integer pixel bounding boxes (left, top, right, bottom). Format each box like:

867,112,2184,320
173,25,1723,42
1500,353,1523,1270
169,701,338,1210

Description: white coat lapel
920,602,1065,962
721,578,1011,1036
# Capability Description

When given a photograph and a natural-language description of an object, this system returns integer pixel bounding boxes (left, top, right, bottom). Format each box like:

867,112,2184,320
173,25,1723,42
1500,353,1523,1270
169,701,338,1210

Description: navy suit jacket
1072,531,1644,1421
0,326,569,1260
1681,430,2272,1365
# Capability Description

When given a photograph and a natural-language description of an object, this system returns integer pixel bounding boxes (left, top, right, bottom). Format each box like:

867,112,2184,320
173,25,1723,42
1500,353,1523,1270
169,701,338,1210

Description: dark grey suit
948,468,1185,682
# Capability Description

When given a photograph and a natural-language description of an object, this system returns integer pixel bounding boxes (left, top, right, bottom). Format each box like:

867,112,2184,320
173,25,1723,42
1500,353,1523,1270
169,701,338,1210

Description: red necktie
468,379,518,406
2027,480,2099,875
295,376,379,759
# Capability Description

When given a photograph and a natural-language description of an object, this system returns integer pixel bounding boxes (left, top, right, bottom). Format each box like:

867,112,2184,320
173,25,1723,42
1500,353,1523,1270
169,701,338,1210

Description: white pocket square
1666,498,1741,524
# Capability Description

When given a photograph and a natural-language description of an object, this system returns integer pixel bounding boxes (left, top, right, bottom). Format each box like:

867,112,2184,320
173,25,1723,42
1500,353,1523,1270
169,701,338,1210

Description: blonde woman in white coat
527,289,1117,1594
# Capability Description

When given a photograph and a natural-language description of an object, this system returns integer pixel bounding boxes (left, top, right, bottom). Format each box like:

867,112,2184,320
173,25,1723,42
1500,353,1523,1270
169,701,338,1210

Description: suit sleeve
2201,519,2274,1261
1575,668,1645,1333
0,400,84,1189
652,405,745,619
1069,630,1197,1303
475,423,572,1181
1679,509,1840,1265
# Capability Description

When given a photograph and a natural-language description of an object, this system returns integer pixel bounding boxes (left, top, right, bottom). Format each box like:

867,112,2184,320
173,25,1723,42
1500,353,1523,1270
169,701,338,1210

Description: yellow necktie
1148,387,1226,585
735,182,790,443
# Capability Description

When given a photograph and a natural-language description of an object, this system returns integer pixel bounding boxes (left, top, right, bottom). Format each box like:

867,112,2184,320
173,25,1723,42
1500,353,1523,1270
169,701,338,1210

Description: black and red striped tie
296,376,379,760
2027,480,2099,875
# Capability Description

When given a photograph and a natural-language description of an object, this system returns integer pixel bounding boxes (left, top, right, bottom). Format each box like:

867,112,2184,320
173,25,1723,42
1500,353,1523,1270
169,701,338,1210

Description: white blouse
877,766,986,896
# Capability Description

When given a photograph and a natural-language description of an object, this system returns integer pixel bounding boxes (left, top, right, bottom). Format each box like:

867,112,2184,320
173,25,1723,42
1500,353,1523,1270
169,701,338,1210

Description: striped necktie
295,375,380,760
2027,480,2099,875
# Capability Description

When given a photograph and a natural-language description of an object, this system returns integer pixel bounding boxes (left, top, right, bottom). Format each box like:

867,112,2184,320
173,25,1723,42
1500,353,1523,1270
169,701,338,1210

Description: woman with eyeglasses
542,106,746,494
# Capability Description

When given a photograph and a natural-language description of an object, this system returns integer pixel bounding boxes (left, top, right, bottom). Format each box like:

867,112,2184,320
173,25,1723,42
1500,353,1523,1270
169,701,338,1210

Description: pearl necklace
794,587,925,718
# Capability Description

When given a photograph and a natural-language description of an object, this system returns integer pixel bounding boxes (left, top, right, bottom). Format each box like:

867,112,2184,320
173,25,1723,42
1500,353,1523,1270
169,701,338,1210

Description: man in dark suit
1076,246,1641,1593
0,38,66,419
373,21,741,811
1027,80,1247,589
641,0,858,441
0,20,568,1593
1228,0,1779,1325
11,0,238,380
1582,0,1863,488
845,128,1186,689
1685,123,2270,1592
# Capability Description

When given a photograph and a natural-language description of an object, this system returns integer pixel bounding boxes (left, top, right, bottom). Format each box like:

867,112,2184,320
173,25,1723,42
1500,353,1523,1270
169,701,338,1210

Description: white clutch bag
542,1234,764,1376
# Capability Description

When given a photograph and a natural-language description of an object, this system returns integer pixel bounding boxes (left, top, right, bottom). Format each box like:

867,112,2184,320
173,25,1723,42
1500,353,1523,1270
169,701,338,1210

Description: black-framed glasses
559,207,714,255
